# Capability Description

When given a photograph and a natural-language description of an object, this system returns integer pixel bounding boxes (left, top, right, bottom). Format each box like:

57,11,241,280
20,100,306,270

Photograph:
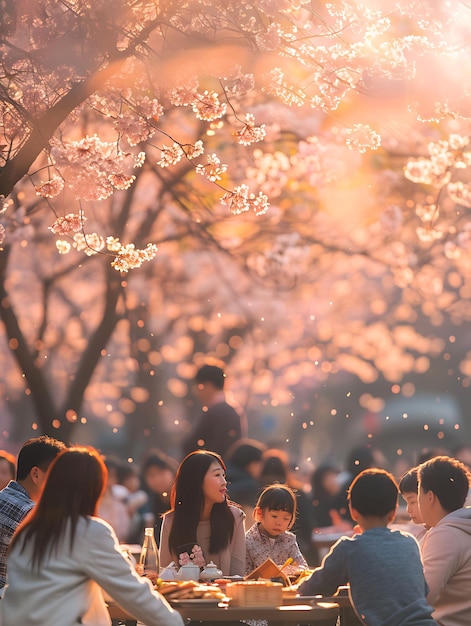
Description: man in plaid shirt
0,436,66,589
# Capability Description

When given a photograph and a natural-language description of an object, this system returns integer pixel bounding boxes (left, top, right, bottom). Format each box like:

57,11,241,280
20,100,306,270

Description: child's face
258,508,293,537
402,492,423,524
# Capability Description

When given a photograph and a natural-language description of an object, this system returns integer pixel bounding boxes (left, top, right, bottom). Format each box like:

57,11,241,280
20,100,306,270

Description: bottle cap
144,527,154,536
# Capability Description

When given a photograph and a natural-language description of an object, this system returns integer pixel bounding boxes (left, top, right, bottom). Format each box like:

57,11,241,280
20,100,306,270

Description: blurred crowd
25,437,466,568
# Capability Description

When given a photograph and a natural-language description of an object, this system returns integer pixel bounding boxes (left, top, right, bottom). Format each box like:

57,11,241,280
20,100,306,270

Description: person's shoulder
387,527,422,548
209,400,240,415
0,481,29,499
88,515,109,527
283,529,299,542
430,508,471,537
87,515,117,537
229,503,246,521
443,507,471,522
0,481,33,512
245,522,259,536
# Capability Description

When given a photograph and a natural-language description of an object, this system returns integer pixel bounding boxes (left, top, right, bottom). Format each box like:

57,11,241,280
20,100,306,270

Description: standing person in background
417,456,471,626
1,446,184,626
159,450,246,576
0,435,66,589
0,451,15,490
181,364,247,459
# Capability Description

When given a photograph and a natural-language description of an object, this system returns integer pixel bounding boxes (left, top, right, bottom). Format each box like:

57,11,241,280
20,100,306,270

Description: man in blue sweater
298,468,437,626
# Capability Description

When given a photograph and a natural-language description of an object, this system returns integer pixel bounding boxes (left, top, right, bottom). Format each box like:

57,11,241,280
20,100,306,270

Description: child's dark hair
255,484,297,525
398,467,418,495
348,468,398,517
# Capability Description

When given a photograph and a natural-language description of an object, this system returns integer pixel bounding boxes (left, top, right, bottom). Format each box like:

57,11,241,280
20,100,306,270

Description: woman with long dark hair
159,450,245,576
1,446,184,626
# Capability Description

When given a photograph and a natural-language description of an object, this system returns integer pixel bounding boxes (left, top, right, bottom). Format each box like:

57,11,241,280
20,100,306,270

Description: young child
399,467,429,545
298,468,438,626
245,484,308,578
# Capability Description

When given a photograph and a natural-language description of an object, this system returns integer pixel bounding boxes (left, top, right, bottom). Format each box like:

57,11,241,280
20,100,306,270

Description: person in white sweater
1,446,184,626
418,455,471,626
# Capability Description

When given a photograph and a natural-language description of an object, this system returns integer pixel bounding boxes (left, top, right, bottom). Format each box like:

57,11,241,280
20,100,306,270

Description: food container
160,562,178,581
200,561,223,581
226,580,283,606
176,562,201,581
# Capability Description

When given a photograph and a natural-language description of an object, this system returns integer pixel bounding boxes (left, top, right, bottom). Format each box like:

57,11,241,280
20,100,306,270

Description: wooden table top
108,599,340,626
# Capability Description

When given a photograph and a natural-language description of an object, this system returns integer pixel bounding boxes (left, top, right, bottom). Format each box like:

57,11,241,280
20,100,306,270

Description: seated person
225,438,266,519
298,468,437,626
245,483,308,578
398,467,429,545
417,455,471,626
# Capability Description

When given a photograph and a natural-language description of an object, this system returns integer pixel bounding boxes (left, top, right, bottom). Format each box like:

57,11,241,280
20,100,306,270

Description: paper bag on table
244,557,290,587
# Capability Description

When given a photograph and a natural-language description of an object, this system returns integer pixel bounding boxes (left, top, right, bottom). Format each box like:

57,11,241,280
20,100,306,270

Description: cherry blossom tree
1,1,471,452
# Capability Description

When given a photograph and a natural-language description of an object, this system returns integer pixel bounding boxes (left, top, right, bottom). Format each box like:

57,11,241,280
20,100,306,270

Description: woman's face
0,458,14,490
202,461,227,506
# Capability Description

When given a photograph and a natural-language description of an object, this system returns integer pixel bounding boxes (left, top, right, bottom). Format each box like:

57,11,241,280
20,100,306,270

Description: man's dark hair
16,436,66,481
348,468,398,517
399,467,418,495
418,455,470,512
140,449,179,477
194,364,225,389
225,438,266,469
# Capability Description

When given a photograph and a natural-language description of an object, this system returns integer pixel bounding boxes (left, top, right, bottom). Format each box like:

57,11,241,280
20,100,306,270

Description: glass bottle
138,527,159,584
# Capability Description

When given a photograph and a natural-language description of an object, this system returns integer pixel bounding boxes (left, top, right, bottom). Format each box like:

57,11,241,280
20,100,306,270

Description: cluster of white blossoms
344,124,382,153
158,143,185,168
55,233,157,272
72,232,105,256
109,241,158,273
35,176,65,199
168,84,227,122
49,210,86,235
195,154,228,182
448,182,471,209
192,90,227,122
404,135,471,187
156,139,205,168
403,134,471,247
221,185,270,215
235,114,266,146
46,136,146,202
